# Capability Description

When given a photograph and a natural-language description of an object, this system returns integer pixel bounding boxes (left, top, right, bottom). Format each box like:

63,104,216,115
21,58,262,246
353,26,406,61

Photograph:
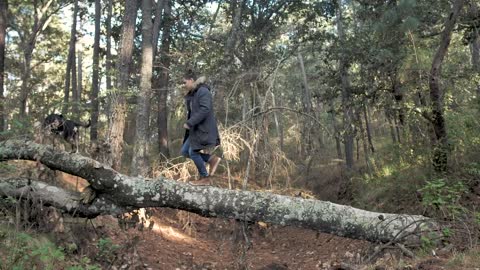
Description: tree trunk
90,0,101,141
63,0,78,116
472,36,480,71
19,50,32,117
336,0,354,169
0,0,6,133
357,107,371,172
132,0,154,176
71,41,78,117
470,3,479,71
298,52,313,155
105,0,113,122
157,0,172,158
17,0,56,117
108,0,138,170
329,98,342,159
152,0,165,55
77,23,83,115
0,139,439,244
271,91,284,150
429,0,464,172
363,104,375,153
215,0,245,122
386,110,397,144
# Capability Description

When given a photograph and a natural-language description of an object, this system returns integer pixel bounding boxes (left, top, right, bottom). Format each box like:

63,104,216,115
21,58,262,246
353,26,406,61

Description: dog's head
43,114,64,132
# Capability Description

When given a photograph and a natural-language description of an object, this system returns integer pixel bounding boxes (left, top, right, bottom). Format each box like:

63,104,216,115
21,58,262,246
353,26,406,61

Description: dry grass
152,157,195,181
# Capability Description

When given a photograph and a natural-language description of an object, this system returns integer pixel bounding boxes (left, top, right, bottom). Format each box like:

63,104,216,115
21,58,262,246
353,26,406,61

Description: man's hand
183,123,190,129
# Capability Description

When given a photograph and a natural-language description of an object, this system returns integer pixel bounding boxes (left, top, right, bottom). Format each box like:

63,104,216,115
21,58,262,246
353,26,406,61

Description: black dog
43,114,90,153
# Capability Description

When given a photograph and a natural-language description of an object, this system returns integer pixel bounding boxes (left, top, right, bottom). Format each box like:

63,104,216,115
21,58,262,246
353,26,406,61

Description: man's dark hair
183,69,197,81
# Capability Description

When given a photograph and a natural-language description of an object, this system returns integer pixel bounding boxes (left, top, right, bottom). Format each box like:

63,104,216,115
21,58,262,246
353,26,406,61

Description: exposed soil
91,208,371,270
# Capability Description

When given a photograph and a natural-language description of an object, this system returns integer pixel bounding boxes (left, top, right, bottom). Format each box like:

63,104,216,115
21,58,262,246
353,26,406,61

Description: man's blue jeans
181,137,210,177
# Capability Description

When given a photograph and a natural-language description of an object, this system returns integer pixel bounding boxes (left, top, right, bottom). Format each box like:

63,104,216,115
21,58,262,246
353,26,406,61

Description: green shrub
419,178,467,219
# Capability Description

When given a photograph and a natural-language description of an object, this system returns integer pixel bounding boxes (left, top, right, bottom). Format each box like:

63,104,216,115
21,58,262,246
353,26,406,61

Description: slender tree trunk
470,3,479,71
77,51,83,103
90,0,101,141
151,0,168,148
108,0,138,170
363,104,375,153
19,51,32,117
0,0,7,133
157,0,172,158
132,0,154,176
63,0,78,116
329,98,342,159
298,52,314,155
18,0,55,117
357,107,371,172
215,0,245,122
105,0,113,121
336,0,354,169
393,114,401,143
152,0,165,55
470,4,480,104
271,91,284,150
71,41,78,117
386,110,397,144
77,26,83,112
429,0,464,172
472,37,480,71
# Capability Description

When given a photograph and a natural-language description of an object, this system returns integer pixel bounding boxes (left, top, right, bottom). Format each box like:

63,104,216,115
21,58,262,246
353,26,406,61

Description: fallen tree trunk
0,140,438,243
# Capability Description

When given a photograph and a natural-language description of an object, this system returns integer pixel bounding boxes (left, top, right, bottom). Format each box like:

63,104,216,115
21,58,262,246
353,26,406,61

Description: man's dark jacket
184,80,220,151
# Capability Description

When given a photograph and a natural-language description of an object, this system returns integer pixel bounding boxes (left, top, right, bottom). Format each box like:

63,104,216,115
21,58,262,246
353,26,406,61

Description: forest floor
86,206,478,270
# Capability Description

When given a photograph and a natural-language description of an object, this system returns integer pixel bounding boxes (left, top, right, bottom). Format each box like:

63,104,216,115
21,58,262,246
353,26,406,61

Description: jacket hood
193,76,207,88
186,76,208,97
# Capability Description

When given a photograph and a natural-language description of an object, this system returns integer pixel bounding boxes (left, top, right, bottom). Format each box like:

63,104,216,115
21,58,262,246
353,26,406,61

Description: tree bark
0,178,125,217
0,139,438,244
363,104,375,153
336,0,354,169
469,3,479,71
215,0,245,122
156,0,172,158
152,0,165,56
429,0,464,172
386,109,397,144
0,0,6,133
298,52,314,155
90,0,101,141
77,36,83,111
107,0,138,170
63,0,78,116
329,98,342,159
18,0,56,117
472,36,480,71
105,0,113,120
131,0,154,176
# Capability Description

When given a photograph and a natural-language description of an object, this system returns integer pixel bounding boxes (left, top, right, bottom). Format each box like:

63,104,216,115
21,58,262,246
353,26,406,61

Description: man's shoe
189,177,211,186
208,156,222,176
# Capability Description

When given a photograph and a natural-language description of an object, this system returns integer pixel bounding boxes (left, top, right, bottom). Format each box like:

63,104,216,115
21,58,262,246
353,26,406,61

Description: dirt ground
90,208,371,270
86,208,477,270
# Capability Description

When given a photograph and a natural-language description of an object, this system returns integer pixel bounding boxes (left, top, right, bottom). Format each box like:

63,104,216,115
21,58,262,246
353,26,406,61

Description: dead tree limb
0,177,125,217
